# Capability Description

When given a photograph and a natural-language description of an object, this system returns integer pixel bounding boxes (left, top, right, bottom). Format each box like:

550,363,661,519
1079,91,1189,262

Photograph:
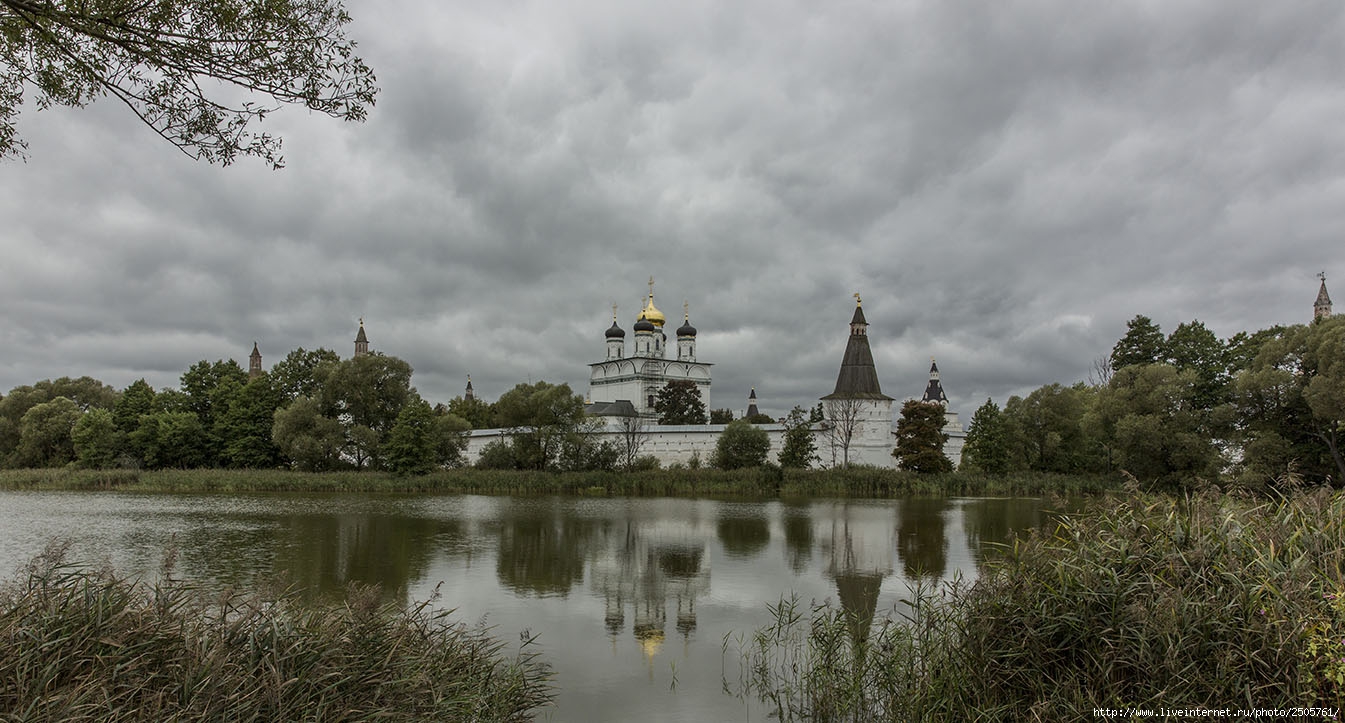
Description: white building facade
588,282,712,419
462,294,964,470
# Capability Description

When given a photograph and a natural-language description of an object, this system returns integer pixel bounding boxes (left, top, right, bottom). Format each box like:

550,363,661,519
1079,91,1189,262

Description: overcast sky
1,0,1340,419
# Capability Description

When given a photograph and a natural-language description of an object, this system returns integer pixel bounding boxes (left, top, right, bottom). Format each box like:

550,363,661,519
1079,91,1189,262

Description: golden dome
641,294,666,327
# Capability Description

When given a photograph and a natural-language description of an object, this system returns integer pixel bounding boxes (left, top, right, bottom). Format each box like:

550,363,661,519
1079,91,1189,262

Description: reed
0,467,1124,498
727,488,1345,720
0,541,554,722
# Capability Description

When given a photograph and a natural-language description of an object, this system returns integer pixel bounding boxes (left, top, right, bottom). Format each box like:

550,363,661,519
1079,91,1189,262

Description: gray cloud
1,0,1341,421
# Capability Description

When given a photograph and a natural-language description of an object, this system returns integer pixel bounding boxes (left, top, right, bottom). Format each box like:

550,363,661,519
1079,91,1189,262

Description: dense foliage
713,419,771,470
728,489,1345,719
893,400,952,473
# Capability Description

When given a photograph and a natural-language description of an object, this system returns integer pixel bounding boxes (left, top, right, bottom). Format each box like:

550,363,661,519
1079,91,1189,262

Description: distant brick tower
1315,272,1333,321
354,318,369,357
465,375,475,401
249,342,263,379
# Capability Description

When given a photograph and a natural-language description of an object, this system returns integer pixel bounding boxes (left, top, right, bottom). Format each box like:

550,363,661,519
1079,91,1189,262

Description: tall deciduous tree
493,381,586,471
215,375,284,468
113,379,156,433
72,407,123,468
0,0,377,167
313,353,415,468
654,380,708,425
1166,320,1231,411
1235,317,1345,486
1087,364,1220,484
1003,383,1095,473
712,419,770,470
272,396,346,471
1111,315,1166,370
777,406,817,469
14,396,81,467
894,400,952,473
962,398,1010,475
270,347,341,401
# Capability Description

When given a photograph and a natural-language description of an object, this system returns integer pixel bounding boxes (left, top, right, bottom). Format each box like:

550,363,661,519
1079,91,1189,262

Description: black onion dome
606,320,626,338
634,316,656,332
677,317,697,337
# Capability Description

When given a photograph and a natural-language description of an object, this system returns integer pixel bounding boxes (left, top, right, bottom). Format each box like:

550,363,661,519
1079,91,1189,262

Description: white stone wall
463,401,905,470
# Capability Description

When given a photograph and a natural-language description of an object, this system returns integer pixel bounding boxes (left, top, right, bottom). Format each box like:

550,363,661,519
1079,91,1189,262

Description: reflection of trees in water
179,513,458,604
495,511,598,597
717,514,770,559
961,498,1049,569
782,502,814,573
896,498,950,581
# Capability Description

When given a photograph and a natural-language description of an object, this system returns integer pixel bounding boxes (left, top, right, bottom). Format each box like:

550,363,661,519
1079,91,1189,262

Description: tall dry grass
0,542,553,722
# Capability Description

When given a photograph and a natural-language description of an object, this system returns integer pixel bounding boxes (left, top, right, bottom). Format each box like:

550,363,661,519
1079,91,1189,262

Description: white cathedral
464,284,966,469
587,280,712,419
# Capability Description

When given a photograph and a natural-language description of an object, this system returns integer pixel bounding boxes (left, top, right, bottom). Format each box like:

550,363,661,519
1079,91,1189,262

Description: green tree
446,395,495,429
808,403,825,424
130,411,208,469
270,347,341,400
961,398,1010,475
654,380,708,425
179,359,247,464
493,381,586,471
215,375,284,468
14,396,82,467
1003,383,1095,473
1087,364,1220,484
1235,317,1345,486
272,397,346,471
0,376,118,461
709,408,734,424
894,400,952,473
1111,315,1166,370
1166,320,1231,411
384,398,440,475
112,379,156,433
313,353,416,468
777,406,817,469
0,0,377,167
72,407,123,468
712,419,770,470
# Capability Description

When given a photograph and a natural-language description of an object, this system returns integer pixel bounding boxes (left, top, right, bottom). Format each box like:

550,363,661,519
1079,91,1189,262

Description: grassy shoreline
727,488,1345,719
1,542,554,722
0,467,1125,497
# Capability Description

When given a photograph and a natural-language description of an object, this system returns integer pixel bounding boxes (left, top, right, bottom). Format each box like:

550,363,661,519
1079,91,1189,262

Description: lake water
0,491,1061,721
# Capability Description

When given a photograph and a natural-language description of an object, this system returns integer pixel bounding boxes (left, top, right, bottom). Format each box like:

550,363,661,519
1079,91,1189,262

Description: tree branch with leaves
0,0,377,167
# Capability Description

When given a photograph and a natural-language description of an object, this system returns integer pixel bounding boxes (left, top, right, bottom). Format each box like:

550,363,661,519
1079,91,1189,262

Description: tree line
959,314,1345,488
0,350,820,475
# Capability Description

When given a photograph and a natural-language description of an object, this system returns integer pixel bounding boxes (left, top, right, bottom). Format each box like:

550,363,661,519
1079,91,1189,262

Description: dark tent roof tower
921,358,948,406
821,295,893,401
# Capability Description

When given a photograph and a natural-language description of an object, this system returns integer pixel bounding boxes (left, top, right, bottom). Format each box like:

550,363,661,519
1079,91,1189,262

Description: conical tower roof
921,358,948,405
355,319,368,343
1317,278,1332,307
822,295,893,401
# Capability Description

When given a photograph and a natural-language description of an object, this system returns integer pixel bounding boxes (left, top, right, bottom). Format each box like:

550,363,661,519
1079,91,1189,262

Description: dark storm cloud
1,0,1341,421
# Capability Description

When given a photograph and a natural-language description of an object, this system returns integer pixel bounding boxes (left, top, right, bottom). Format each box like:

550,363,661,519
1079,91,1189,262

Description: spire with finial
1316,271,1333,321
354,317,369,357
746,387,761,419
824,293,891,401
465,375,474,401
922,357,948,407
249,341,263,378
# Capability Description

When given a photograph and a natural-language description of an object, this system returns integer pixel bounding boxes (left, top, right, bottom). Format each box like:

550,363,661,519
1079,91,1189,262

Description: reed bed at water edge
0,541,554,722
725,488,1345,721
0,467,1122,497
